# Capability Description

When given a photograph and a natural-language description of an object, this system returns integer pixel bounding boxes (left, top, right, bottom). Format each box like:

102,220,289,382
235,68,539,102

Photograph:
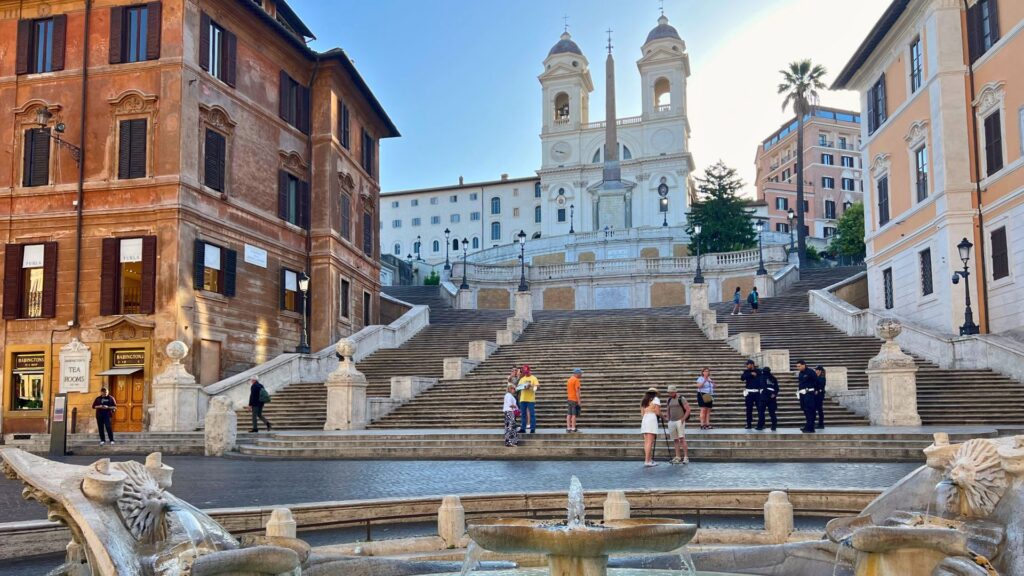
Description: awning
96,367,142,376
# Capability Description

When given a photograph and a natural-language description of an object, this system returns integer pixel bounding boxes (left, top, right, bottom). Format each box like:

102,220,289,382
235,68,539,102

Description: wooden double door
111,371,146,432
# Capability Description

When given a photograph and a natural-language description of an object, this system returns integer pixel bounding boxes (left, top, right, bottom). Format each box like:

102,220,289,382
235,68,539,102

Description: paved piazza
0,456,917,523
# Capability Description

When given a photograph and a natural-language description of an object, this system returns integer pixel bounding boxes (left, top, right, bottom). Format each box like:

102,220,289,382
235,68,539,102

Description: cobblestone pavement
0,456,918,523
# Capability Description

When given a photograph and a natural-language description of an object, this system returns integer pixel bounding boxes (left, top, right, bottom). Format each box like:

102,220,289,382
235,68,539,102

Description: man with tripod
663,385,691,464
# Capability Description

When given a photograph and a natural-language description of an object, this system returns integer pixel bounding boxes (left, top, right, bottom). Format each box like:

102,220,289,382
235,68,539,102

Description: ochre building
0,0,398,435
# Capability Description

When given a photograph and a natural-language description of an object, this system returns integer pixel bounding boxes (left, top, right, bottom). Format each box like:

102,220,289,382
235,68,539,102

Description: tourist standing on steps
92,387,117,445
695,367,715,429
665,385,691,464
757,366,780,431
814,365,827,430
517,365,539,433
747,287,760,314
795,360,817,433
740,360,763,429
507,365,522,401
640,387,662,467
246,377,273,433
503,383,520,447
566,368,582,432
730,287,743,315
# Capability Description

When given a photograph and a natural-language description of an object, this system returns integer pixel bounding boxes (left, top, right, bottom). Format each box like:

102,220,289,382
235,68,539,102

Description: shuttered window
919,248,933,296
16,16,65,74
339,101,350,149
362,211,374,256
280,268,299,312
192,240,236,296
967,0,1000,63
2,242,57,319
877,176,890,226
277,171,310,229
101,236,157,315
361,129,375,177
915,145,928,202
117,119,147,179
340,278,350,319
279,71,310,133
110,3,161,64
340,193,352,240
199,13,236,86
23,128,51,187
363,291,372,327
867,75,886,134
984,111,1003,175
991,226,1009,280
204,129,226,192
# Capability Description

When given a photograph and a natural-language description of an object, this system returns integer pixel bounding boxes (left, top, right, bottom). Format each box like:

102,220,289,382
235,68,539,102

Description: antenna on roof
606,28,613,54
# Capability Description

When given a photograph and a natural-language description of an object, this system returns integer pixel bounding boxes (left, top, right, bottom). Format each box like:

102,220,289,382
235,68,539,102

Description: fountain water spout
567,476,586,529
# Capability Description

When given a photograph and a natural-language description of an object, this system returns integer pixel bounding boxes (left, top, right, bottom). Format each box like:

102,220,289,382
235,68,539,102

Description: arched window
532,232,542,239
490,197,501,215
413,241,421,254
534,181,542,198
535,205,542,223
432,240,440,253
654,77,671,109
452,238,459,251
490,222,501,241
393,243,401,255
623,145,632,160
554,92,570,122
592,144,633,163
472,237,480,249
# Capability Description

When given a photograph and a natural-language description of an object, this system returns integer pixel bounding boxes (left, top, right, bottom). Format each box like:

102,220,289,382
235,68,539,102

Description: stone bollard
726,332,761,356
754,273,775,298
468,340,499,362
514,291,534,322
704,322,729,340
694,309,717,329
266,508,297,538
688,283,709,316
866,320,921,426
603,491,631,521
438,495,466,548
496,329,520,345
754,349,790,374
825,367,848,395
443,357,480,380
456,288,474,310
764,491,794,543
150,341,202,432
205,396,237,457
324,339,368,430
507,316,530,333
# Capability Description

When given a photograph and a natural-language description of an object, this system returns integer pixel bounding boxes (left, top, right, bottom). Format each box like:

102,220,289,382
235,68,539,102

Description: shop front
97,348,149,432
3,347,51,434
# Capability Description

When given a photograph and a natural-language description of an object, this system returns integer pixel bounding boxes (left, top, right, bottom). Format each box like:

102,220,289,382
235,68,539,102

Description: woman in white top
503,383,519,447
640,387,662,467
695,367,715,430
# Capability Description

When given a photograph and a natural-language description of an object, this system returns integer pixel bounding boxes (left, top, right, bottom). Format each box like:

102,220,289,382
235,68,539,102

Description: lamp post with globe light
517,230,529,292
296,272,310,354
756,219,767,275
787,208,796,254
460,238,470,290
444,228,451,272
951,237,980,335
693,223,704,284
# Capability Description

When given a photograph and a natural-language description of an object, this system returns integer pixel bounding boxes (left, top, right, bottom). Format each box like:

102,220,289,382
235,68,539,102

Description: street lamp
296,272,311,354
786,208,796,254
569,204,575,234
693,223,704,284
517,229,529,292
660,197,669,226
415,235,423,261
35,108,82,165
756,219,767,275
951,237,980,336
459,238,470,290
443,228,451,271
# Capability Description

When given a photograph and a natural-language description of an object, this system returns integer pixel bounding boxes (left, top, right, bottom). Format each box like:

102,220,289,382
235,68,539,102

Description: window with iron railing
883,268,894,309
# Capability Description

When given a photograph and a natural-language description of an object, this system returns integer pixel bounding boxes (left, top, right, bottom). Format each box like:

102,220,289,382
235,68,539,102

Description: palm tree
778,59,827,267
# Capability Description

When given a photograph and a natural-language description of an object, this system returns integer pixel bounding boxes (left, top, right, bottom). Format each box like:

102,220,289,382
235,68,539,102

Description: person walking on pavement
92,387,117,445
757,366,780,431
566,368,583,432
796,360,818,433
640,387,662,467
747,287,760,314
730,287,743,315
664,385,691,464
740,360,763,430
246,377,273,432
814,365,828,430
695,367,716,429
517,365,539,433
503,383,520,447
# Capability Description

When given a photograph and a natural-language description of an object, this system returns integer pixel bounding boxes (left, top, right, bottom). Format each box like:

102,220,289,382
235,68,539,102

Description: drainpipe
963,0,990,333
72,0,92,327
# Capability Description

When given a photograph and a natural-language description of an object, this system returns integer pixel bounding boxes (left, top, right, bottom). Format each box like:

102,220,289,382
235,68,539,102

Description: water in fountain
567,475,586,529
678,549,697,576
459,541,485,576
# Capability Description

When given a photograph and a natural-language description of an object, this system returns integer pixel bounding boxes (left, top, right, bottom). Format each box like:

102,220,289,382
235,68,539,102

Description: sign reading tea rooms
59,339,92,393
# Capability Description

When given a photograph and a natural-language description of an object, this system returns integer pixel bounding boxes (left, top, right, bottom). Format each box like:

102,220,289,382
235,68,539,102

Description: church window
654,77,671,110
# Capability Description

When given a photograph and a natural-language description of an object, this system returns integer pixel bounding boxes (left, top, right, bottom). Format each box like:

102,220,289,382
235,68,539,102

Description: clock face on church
550,141,572,162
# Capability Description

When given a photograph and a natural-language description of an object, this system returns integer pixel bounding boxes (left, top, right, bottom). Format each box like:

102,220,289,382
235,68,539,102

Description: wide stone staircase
382,285,452,309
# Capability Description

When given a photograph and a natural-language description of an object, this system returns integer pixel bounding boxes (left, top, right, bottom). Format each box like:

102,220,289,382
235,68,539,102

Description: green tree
687,161,757,254
778,59,827,267
423,271,440,286
829,202,866,262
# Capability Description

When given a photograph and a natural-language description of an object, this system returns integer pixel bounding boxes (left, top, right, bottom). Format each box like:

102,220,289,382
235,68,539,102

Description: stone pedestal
390,376,437,401
324,339,368,431
754,349,790,374
204,395,237,457
469,340,499,362
866,320,921,426
726,332,761,356
764,491,794,543
825,367,848,395
266,508,297,538
694,310,717,328
704,322,728,340
496,329,520,345
150,341,202,432
689,283,709,316
514,291,534,322
754,273,774,298
443,357,480,380
507,316,530,333
145,453,173,489
438,495,466,548
603,490,631,521
456,288,474,310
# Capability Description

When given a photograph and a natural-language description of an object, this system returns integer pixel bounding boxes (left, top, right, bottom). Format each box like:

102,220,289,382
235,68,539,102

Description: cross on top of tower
606,28,613,54
659,0,665,16
563,14,569,33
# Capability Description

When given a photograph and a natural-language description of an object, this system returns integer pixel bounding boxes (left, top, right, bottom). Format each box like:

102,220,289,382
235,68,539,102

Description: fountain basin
467,518,696,556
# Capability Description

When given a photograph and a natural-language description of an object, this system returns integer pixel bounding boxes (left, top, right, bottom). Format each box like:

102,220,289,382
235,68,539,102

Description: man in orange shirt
566,368,583,432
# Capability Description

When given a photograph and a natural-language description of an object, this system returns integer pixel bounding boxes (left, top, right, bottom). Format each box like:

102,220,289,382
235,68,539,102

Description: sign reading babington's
113,349,146,366
59,338,92,393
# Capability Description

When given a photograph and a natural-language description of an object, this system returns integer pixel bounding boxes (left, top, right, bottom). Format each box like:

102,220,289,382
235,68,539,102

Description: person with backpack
246,377,273,432
664,385,691,464
757,366,780,431
747,287,760,314
730,287,743,315
740,360,763,430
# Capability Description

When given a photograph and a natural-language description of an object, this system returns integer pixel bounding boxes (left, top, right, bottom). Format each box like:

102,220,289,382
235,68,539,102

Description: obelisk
597,30,627,229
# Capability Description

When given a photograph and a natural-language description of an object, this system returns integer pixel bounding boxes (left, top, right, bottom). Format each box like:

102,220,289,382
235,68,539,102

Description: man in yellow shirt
517,365,539,433
566,368,582,432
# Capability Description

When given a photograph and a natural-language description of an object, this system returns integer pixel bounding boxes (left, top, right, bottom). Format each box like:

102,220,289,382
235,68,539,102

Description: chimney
459,176,464,185
501,173,509,181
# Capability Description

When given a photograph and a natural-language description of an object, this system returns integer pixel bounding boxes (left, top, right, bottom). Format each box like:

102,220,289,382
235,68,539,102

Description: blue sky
292,0,891,195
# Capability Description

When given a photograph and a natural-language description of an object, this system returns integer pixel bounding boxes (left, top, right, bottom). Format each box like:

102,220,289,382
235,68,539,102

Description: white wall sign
59,338,92,393
119,238,142,262
244,244,267,268
22,244,44,268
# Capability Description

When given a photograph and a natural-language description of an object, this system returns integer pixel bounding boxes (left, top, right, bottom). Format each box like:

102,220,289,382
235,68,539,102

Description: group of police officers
739,358,826,433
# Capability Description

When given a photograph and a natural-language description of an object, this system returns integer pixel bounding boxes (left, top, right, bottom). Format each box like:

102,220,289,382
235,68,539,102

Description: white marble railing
583,115,643,130
772,263,800,294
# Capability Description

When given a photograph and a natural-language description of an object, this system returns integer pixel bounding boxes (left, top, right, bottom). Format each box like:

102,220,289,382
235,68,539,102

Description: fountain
466,476,697,576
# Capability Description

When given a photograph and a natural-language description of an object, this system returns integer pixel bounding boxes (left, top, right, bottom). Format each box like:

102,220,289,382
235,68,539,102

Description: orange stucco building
0,0,398,436
834,0,1023,336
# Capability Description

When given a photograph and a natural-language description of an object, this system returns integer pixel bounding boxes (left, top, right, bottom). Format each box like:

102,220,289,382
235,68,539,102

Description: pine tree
687,161,757,254
829,202,866,262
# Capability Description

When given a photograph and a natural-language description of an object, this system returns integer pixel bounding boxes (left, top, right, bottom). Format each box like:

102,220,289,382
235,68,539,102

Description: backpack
747,292,757,304
258,386,271,404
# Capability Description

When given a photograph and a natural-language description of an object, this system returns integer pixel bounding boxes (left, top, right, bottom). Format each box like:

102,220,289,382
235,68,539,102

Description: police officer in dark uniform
814,365,827,429
757,366,780,431
796,360,818,433
740,360,762,430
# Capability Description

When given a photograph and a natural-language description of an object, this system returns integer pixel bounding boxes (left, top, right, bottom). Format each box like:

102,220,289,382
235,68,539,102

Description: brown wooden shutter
16,20,31,75
223,29,237,87
100,237,119,315
967,3,980,63
109,7,124,64
278,170,289,220
204,129,225,192
223,248,237,297
279,267,288,310
279,70,290,120
24,129,51,187
41,241,57,318
140,236,157,313
117,121,132,179
3,244,24,319
51,14,67,72
299,84,310,134
199,12,210,70
129,119,147,178
299,180,310,230
988,0,1000,45
878,73,886,122
145,2,162,61
193,239,205,289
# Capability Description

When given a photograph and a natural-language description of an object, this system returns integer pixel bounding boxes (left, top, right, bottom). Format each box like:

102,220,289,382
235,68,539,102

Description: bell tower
539,30,593,134
637,14,689,121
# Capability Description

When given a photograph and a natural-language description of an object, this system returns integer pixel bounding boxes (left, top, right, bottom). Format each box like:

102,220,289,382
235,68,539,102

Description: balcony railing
583,115,643,130
553,117,571,125
656,104,672,112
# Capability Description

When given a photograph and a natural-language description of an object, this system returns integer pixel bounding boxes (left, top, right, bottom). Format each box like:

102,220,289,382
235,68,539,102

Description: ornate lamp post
786,208,796,254
443,228,451,271
569,204,575,234
459,238,470,290
517,230,529,292
693,223,704,284
952,237,980,336
296,272,311,354
415,235,423,261
658,180,670,227
756,219,767,275
35,108,82,165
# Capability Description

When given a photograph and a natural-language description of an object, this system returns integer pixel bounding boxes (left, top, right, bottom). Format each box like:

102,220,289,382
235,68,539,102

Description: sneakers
682,457,690,464
670,456,681,464
110,440,115,445
644,461,659,467
99,441,105,446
